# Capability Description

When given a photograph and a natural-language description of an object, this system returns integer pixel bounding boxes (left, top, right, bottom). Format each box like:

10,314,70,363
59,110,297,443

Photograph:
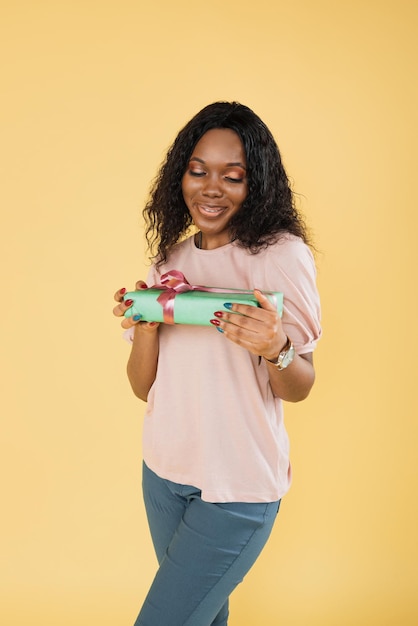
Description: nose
202,173,223,197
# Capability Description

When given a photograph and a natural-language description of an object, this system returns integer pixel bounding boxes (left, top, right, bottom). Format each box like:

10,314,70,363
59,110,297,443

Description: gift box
123,270,283,326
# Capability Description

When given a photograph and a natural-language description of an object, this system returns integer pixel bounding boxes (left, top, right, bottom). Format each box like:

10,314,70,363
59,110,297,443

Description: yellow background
1,1,417,624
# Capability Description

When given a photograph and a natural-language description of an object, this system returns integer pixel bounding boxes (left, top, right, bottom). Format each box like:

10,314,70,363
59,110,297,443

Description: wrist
263,336,296,371
263,335,288,362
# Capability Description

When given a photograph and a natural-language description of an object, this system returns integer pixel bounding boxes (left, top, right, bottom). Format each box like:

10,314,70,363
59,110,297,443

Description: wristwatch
264,336,295,370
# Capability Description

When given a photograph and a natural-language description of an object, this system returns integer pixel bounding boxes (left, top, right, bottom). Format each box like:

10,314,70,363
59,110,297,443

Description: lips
198,204,226,216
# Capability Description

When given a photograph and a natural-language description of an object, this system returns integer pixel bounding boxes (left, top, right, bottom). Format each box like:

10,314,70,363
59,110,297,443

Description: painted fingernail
125,299,134,306
223,303,233,310
216,326,224,333
148,321,157,327
120,288,126,295
139,284,147,290
133,314,141,321
214,311,223,318
210,319,221,326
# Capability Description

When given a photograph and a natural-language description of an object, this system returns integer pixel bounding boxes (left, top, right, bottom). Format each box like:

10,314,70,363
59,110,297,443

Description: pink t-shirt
128,234,321,502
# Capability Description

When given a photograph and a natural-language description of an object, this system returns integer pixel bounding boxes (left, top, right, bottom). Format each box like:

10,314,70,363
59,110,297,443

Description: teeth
201,205,223,213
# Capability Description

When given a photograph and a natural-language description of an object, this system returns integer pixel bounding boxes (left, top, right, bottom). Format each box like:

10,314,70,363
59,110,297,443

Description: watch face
279,345,295,369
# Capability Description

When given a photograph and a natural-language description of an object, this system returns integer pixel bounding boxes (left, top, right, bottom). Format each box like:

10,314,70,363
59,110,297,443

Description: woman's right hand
113,281,160,331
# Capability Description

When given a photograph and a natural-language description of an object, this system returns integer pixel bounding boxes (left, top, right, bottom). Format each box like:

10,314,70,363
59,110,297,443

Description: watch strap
264,336,295,370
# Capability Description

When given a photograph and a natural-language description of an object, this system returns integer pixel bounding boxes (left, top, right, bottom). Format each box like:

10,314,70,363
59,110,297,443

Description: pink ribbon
152,269,277,325
152,270,222,324
152,270,196,324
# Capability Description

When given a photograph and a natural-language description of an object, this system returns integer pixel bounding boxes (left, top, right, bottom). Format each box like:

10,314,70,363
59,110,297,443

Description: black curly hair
143,101,309,265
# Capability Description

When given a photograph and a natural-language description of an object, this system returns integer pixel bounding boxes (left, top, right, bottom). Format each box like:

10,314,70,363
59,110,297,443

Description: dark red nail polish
210,319,221,326
125,299,134,306
214,311,223,318
120,287,126,295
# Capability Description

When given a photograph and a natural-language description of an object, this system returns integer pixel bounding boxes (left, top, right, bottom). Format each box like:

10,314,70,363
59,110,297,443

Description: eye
188,170,206,177
225,176,244,183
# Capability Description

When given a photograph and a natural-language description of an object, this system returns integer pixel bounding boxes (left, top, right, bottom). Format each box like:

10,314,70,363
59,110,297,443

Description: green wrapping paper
123,271,283,326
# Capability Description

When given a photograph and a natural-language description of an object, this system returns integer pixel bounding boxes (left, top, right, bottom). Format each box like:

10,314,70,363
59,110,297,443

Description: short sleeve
266,238,321,354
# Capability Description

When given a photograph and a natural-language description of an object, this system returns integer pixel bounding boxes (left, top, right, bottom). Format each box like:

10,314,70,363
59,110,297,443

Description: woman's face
181,128,248,249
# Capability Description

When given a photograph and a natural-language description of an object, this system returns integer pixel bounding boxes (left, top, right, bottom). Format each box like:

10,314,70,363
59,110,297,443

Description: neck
195,231,235,250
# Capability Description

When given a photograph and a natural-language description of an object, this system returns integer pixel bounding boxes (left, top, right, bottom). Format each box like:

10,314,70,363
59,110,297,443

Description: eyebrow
189,156,247,169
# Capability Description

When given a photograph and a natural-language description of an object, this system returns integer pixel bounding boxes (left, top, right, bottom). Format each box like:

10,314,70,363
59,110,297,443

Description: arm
126,322,160,401
113,283,160,401
212,289,315,402
264,349,314,402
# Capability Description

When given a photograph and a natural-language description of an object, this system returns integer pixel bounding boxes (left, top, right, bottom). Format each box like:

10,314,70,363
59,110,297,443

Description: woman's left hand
212,290,315,402
211,289,288,360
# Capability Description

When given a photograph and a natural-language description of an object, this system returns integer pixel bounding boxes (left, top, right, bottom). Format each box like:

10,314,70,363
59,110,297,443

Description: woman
113,102,321,626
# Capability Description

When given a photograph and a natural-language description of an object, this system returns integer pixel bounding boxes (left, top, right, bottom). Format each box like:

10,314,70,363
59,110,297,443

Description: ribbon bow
153,270,201,324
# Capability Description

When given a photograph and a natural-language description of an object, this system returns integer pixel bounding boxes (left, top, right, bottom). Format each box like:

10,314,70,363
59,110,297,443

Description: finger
121,318,160,331
120,314,142,329
214,305,275,329
216,304,263,325
112,296,134,318
253,289,278,312
219,291,278,322
135,280,148,291
114,287,127,303
211,310,272,341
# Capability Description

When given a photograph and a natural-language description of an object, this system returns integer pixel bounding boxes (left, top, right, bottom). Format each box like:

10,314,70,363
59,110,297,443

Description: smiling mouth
198,204,225,215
